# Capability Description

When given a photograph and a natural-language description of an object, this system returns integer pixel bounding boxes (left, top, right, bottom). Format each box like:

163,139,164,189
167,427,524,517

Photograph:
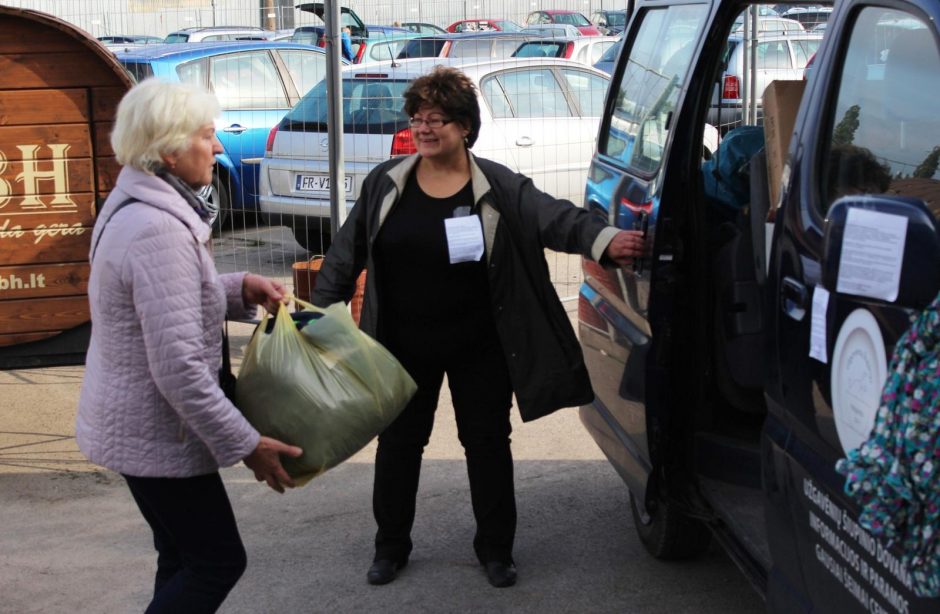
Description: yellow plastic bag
236,298,416,485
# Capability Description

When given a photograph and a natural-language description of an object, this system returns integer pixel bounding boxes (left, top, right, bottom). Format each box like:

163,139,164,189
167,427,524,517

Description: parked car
514,35,619,67
396,32,539,61
709,31,823,130
590,10,631,35
580,0,940,612
115,41,328,227
400,21,447,35
445,19,522,33
259,56,611,251
525,10,603,36
164,26,268,43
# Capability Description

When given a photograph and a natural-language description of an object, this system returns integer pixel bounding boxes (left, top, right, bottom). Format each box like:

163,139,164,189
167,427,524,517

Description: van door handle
222,124,247,134
781,276,807,321
515,136,534,147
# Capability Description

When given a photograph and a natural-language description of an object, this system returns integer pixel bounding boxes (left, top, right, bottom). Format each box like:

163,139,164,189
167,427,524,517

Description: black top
374,171,492,329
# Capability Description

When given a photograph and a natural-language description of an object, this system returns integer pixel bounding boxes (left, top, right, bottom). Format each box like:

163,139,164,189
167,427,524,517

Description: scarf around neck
156,169,214,224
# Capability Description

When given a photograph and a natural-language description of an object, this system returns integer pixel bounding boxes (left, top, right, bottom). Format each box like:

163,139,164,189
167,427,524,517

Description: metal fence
2,1,631,38
1,0,629,305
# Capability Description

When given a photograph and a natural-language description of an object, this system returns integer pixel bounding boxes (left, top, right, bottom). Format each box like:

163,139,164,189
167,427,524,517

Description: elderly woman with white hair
76,78,302,613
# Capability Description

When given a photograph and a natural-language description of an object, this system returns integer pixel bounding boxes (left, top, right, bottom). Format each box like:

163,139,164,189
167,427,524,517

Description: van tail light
317,35,326,48
265,123,279,154
564,41,574,58
354,45,366,63
390,126,417,156
722,74,740,100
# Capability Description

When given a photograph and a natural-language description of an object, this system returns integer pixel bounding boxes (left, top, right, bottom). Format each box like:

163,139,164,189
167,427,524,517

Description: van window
599,5,708,174
819,8,940,221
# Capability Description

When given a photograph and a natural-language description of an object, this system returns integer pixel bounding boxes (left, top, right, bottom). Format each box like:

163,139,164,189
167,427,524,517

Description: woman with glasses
311,66,647,589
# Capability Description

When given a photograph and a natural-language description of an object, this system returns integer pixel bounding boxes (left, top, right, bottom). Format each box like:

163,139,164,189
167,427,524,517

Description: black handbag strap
91,197,139,261
222,319,232,374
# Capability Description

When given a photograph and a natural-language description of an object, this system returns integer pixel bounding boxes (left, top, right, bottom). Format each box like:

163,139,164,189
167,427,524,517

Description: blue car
115,41,330,227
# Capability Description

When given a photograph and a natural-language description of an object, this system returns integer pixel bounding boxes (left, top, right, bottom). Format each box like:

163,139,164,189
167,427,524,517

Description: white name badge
444,215,485,264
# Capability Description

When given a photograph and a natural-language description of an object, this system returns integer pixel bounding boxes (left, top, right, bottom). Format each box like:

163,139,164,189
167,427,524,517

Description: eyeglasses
408,116,453,129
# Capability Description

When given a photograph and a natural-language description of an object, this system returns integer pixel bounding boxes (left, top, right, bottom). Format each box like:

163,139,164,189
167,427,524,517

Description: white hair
111,78,220,174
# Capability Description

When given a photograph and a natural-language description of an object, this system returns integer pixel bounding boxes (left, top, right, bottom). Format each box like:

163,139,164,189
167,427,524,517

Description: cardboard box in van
763,80,806,214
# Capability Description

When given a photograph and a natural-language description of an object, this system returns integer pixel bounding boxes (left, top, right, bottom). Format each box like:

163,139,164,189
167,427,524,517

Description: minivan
579,0,940,611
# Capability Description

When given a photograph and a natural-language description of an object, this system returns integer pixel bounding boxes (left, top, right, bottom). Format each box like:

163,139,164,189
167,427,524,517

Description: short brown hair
403,66,481,147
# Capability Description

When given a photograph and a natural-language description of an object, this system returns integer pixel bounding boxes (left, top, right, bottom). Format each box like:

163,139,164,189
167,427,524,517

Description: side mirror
822,196,940,309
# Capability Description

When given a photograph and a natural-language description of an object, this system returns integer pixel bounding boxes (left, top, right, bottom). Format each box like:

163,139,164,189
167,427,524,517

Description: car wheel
629,491,711,560
291,219,332,254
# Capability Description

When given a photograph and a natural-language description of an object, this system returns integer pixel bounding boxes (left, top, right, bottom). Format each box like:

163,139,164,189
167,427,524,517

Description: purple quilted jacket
76,167,260,477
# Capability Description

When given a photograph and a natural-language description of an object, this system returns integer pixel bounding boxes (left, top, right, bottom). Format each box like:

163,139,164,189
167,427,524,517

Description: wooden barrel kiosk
0,7,132,369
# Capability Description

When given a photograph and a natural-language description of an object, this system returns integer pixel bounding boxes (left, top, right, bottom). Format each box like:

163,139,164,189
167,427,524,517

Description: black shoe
484,561,517,588
367,559,406,585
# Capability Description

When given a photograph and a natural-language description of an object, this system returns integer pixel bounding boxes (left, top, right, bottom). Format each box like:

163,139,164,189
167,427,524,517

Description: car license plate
295,174,352,193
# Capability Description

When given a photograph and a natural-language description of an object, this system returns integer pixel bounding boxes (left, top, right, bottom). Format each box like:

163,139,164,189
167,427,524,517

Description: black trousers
374,321,516,565
123,472,247,614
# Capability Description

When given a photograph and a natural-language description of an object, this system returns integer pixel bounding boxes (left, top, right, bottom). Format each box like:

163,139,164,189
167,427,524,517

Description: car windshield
280,78,411,134
164,33,189,43
554,13,590,26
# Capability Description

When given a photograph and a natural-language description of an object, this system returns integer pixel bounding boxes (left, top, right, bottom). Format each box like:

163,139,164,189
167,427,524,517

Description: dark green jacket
312,153,618,422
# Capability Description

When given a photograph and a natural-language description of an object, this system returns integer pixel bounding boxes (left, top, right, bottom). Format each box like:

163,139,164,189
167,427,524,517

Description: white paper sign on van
836,208,907,302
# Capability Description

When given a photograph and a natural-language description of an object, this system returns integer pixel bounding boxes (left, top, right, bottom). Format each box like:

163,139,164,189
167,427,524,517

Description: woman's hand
242,274,286,314
243,436,303,494
604,230,650,267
